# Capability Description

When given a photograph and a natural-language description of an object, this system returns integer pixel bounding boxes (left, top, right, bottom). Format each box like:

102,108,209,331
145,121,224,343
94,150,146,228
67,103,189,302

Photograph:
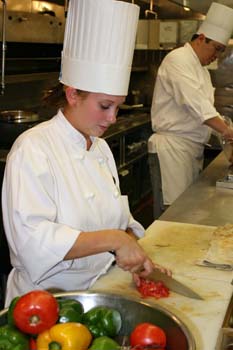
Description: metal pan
0,110,39,124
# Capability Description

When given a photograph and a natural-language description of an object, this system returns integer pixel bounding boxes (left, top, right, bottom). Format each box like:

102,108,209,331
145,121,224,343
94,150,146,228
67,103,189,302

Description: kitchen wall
0,0,204,113
128,50,168,107
1,0,232,119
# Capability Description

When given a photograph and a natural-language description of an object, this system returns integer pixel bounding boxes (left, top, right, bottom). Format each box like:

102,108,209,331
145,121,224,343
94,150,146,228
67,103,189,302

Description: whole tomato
130,322,166,348
13,290,59,334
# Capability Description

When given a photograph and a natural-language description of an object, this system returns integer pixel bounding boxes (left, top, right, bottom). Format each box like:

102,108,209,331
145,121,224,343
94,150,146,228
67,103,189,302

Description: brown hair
42,83,89,108
191,33,212,43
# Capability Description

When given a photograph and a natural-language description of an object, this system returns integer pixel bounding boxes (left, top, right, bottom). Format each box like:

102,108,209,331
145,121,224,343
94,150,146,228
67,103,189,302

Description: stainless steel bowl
0,291,195,349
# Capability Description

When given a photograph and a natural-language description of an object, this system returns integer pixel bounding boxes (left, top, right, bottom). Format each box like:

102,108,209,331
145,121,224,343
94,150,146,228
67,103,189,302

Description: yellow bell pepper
36,322,92,350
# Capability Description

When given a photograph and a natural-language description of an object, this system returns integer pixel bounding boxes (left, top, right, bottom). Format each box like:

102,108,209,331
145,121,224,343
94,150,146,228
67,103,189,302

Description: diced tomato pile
137,278,170,299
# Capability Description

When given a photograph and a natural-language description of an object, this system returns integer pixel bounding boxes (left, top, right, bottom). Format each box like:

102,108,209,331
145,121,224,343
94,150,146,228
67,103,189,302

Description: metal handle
224,85,233,91
127,141,147,153
17,16,28,22
119,169,129,177
1,0,7,95
145,0,158,18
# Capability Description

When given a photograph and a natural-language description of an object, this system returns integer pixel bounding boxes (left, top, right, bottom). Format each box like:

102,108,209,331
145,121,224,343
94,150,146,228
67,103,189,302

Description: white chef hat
197,2,233,45
59,0,139,96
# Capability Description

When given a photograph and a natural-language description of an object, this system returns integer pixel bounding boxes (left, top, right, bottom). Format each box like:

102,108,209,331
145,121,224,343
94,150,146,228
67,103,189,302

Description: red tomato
130,322,166,348
29,337,37,350
137,278,169,299
13,290,59,334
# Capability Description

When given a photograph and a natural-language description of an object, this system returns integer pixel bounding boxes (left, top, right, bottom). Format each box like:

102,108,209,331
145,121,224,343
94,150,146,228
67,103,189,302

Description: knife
147,270,204,300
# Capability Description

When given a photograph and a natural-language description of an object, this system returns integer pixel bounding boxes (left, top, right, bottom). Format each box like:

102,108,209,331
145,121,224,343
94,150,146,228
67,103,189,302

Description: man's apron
149,133,204,205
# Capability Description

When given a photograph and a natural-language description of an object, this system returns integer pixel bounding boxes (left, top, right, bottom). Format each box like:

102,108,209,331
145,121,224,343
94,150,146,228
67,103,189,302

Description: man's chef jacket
148,42,220,204
2,110,144,306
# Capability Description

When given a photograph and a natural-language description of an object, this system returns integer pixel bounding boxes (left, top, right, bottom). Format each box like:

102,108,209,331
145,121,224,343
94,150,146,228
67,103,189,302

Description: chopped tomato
137,278,169,299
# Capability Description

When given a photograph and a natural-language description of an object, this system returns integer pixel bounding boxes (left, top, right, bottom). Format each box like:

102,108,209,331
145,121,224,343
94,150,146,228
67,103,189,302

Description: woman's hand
114,232,154,274
132,263,172,287
114,231,172,281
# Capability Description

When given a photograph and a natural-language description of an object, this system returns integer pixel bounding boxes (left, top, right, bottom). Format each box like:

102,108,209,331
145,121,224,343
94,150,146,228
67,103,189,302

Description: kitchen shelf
5,72,59,84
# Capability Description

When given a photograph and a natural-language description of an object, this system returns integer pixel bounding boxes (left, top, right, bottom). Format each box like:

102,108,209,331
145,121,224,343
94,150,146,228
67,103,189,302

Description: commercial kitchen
0,1,233,349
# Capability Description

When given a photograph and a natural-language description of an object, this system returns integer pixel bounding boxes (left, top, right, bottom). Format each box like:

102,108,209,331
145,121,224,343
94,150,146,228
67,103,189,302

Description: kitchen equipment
0,110,39,123
216,116,233,189
147,269,204,300
0,110,42,148
216,142,233,189
216,294,233,350
0,291,196,350
119,103,144,111
1,0,7,95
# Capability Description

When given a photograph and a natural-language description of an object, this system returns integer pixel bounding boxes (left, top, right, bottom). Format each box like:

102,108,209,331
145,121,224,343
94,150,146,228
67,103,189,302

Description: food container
0,291,195,349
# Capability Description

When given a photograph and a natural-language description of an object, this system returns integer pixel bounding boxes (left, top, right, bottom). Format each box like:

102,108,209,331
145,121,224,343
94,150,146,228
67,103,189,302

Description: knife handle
109,250,116,266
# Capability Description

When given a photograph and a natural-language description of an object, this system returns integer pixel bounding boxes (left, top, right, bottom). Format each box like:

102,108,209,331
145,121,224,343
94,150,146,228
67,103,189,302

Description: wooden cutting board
92,221,233,350
141,220,232,283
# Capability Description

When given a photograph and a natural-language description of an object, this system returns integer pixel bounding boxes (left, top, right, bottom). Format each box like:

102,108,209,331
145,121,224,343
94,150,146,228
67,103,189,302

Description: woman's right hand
113,230,172,282
114,230,154,276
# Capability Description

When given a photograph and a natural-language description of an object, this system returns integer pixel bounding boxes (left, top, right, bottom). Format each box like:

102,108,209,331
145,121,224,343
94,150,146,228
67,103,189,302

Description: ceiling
139,0,233,18
169,0,233,14
32,0,233,19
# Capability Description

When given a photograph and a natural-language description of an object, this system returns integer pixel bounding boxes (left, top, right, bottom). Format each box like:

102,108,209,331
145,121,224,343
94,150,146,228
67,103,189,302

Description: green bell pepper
57,298,84,324
7,297,20,327
83,306,122,338
89,336,120,350
0,324,29,350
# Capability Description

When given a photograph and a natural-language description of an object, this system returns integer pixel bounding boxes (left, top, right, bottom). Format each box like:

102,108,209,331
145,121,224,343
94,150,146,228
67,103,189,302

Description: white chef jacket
148,43,220,204
2,110,144,306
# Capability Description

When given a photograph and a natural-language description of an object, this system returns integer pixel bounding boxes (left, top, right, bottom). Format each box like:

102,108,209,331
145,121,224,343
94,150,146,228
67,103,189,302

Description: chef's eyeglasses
205,38,225,53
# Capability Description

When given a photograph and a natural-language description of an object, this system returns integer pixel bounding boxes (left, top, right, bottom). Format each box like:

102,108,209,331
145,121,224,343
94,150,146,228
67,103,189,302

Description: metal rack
216,294,233,350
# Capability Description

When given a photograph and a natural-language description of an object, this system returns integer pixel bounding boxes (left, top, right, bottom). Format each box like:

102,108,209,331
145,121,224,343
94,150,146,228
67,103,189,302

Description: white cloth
148,134,203,204
2,110,144,306
148,43,219,204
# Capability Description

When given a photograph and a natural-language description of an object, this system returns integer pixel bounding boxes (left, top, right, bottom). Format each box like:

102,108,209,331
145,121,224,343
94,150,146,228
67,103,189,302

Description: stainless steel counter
160,151,233,226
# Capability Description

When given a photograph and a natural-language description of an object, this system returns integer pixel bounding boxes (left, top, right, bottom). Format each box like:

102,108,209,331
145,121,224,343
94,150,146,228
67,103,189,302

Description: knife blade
147,270,204,300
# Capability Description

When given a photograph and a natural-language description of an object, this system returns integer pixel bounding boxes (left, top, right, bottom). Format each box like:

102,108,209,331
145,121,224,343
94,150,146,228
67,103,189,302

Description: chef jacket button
113,190,120,198
85,192,95,200
77,154,85,160
98,157,105,165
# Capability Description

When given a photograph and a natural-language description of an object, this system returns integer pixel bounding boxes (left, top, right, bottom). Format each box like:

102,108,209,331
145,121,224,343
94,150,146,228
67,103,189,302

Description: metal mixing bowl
0,291,195,349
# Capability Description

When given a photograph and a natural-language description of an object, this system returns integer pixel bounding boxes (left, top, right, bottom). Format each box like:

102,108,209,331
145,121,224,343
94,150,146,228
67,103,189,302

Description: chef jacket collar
184,42,203,67
55,109,97,150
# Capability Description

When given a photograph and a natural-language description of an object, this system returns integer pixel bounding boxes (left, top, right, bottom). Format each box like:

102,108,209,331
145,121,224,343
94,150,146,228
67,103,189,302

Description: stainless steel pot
0,110,39,123
0,291,196,349
0,110,41,148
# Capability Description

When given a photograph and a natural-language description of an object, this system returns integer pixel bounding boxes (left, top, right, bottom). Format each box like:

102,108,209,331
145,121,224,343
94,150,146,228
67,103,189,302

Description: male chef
148,2,233,219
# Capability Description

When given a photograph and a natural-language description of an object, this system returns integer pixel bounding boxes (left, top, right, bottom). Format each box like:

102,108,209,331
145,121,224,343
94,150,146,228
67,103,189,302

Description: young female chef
2,0,169,306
